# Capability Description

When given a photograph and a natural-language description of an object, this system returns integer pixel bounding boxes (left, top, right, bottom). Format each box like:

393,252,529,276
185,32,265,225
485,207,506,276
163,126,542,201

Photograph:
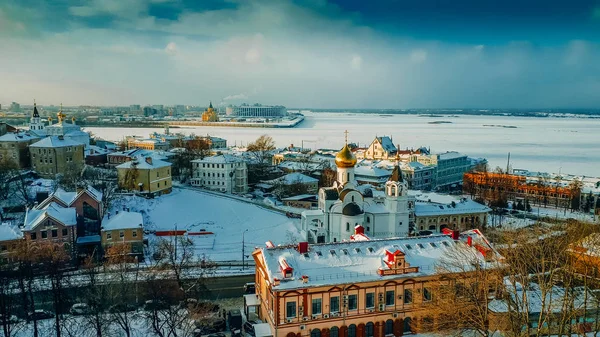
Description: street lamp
242,229,249,270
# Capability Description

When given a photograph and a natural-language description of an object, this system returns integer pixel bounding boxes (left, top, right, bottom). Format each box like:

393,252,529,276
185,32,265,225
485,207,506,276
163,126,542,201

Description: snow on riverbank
113,188,302,262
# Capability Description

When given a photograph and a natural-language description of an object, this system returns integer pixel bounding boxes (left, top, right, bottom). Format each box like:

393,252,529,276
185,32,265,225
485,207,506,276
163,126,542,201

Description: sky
0,0,599,109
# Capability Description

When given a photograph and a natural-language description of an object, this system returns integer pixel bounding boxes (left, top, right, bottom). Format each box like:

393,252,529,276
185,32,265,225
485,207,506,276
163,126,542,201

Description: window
348,294,357,310
404,289,413,304
348,324,357,337
330,296,339,313
365,322,374,337
41,231,48,239
312,298,322,315
30,233,36,240
366,293,375,308
330,327,339,337
132,230,138,237
51,229,57,237
106,232,112,240
62,228,68,236
423,287,432,301
346,222,350,231
385,290,395,306
286,301,296,318
385,320,394,335
119,231,124,238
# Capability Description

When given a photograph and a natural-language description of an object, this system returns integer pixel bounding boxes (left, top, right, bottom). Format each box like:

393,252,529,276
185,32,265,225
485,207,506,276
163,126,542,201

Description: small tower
29,101,45,132
385,146,409,211
334,130,357,187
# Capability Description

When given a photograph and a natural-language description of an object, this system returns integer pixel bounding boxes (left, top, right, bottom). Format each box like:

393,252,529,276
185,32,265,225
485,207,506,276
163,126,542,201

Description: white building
44,107,90,145
28,103,46,136
300,142,414,243
191,154,248,194
226,104,287,118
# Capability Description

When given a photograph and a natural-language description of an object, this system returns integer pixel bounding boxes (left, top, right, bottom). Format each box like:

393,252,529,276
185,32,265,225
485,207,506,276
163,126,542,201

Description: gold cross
344,130,349,144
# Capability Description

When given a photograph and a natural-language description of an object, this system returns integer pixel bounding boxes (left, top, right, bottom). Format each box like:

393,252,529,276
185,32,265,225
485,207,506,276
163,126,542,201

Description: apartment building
101,210,144,258
30,136,85,178
0,131,40,168
117,156,172,195
190,154,248,194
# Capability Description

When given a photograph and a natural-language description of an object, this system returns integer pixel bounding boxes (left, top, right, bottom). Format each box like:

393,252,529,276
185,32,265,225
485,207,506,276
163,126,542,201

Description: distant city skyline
1,0,599,108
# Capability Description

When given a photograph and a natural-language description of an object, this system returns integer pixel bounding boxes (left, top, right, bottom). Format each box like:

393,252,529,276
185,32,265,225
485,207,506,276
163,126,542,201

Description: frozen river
86,112,600,176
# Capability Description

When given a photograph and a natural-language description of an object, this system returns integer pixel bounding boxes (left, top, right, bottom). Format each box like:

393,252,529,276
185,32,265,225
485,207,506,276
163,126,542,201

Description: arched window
352,195,355,202
330,327,339,337
366,217,370,223
348,324,357,337
346,223,350,231
404,317,412,333
347,172,350,181
365,322,374,337
311,329,321,337
385,320,394,335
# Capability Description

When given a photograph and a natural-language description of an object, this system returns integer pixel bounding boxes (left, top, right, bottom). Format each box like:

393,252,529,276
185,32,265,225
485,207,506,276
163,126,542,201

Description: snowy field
87,112,600,176
113,188,302,262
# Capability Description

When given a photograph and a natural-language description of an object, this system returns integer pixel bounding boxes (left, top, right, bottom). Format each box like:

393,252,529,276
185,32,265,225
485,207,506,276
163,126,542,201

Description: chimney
145,157,152,165
452,230,460,240
298,242,309,254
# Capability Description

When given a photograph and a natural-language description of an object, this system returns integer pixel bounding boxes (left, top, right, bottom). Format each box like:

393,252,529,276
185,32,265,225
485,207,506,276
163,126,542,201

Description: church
28,103,90,145
301,136,415,243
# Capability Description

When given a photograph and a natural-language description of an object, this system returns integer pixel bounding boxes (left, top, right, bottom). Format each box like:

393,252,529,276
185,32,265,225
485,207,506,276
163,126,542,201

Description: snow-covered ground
113,188,302,262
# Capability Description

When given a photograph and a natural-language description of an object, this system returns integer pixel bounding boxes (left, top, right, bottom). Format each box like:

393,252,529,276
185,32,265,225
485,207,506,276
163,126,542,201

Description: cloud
409,49,428,63
0,0,599,108
350,55,362,70
165,41,177,55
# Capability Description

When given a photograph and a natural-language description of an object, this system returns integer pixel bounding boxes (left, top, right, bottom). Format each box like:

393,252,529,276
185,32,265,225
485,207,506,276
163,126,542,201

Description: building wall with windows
226,104,287,118
0,132,40,168
252,230,500,337
30,136,85,178
117,157,172,195
101,211,144,257
190,155,248,194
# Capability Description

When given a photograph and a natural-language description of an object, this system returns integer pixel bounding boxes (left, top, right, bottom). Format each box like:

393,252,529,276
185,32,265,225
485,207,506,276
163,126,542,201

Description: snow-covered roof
282,194,317,201
0,132,39,142
85,145,111,156
276,173,319,185
253,323,272,337
355,166,391,178
376,136,397,153
415,199,490,217
437,151,466,160
30,136,84,148
117,157,171,169
0,222,23,242
52,189,78,205
256,230,500,290
191,154,243,164
41,186,103,208
24,202,77,231
101,211,143,231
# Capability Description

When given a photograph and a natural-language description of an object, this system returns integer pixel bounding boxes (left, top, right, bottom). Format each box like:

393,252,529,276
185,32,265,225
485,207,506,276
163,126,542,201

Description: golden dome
335,144,357,168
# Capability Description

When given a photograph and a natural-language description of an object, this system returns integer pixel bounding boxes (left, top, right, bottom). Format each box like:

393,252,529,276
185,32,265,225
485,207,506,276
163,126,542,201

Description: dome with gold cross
335,131,357,168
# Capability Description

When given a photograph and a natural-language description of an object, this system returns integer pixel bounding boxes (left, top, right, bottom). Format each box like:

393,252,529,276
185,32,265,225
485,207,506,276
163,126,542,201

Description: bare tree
246,135,276,166
105,244,139,337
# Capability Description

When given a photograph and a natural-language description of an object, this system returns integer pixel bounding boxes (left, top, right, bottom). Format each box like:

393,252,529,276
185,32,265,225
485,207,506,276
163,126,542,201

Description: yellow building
117,156,172,195
251,229,501,337
101,210,144,258
202,102,219,122
30,135,85,178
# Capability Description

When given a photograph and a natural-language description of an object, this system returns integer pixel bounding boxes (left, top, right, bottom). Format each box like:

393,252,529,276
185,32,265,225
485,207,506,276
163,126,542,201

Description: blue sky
0,0,599,108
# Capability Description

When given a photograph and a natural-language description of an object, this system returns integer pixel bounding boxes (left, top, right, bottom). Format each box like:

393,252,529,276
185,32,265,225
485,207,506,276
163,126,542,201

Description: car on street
244,282,256,294
70,303,91,315
28,310,54,320
0,314,19,324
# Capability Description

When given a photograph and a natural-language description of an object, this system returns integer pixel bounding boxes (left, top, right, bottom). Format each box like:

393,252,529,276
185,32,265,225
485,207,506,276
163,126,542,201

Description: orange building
463,171,574,208
251,228,501,337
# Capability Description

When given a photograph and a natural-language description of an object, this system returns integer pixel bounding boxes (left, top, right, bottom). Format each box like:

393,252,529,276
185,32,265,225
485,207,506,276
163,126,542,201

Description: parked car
228,309,243,330
243,320,263,336
144,300,169,311
244,282,256,294
0,314,19,324
179,298,199,309
212,318,226,332
108,303,137,313
28,310,54,320
70,303,91,315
